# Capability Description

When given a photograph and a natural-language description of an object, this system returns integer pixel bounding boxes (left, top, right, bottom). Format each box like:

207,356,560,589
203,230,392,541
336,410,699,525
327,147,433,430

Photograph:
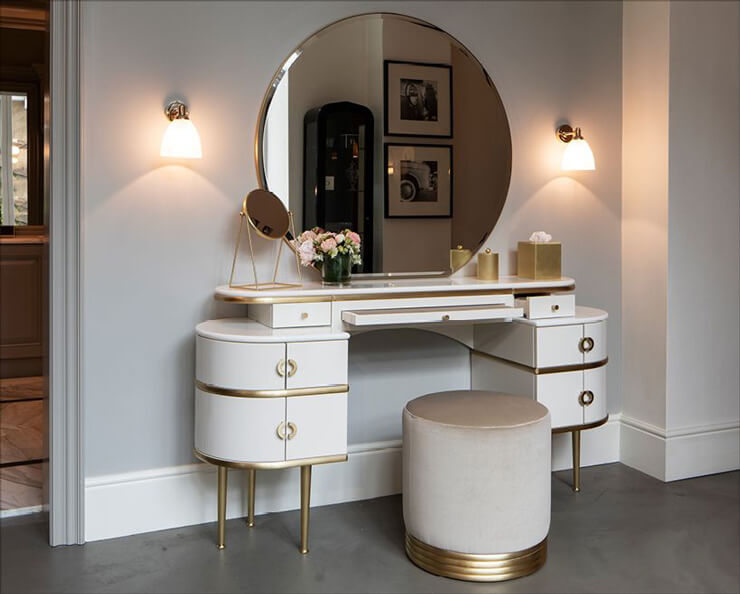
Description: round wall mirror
243,189,291,240
256,13,511,276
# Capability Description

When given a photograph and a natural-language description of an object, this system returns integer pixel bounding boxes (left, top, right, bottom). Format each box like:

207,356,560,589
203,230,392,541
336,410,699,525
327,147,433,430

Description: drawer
536,325,584,367
516,295,575,319
286,392,348,460
536,371,584,428
194,389,286,463
286,340,348,389
249,302,331,328
196,336,285,390
583,366,607,423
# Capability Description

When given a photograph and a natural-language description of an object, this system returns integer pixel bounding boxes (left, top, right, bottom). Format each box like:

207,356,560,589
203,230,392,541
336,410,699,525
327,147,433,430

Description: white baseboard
85,420,621,543
620,415,740,482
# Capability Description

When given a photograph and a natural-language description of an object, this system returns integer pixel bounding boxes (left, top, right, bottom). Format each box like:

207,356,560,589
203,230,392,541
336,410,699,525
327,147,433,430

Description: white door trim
49,0,84,546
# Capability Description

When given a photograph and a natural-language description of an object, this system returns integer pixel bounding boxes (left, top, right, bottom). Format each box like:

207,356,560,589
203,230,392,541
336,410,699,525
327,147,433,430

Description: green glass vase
321,252,352,284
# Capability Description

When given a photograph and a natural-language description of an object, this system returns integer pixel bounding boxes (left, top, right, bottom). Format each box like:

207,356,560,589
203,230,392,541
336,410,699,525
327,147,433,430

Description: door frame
49,0,84,546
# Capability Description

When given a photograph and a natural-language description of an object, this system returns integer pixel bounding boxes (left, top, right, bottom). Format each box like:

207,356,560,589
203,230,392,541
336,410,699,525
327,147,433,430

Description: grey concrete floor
1,463,738,594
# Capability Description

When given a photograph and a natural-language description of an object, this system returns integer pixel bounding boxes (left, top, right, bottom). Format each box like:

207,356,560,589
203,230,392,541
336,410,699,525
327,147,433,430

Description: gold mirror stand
228,208,302,290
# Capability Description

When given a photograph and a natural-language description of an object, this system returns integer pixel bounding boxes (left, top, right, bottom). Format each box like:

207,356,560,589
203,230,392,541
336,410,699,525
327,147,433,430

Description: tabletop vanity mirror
256,13,512,277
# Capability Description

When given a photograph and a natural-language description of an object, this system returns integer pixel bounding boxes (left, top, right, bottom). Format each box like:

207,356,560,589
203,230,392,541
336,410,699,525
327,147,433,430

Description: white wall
620,1,740,481
81,1,623,481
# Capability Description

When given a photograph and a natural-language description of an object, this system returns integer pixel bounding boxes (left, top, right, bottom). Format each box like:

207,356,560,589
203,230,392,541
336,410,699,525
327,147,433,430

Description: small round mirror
242,189,290,240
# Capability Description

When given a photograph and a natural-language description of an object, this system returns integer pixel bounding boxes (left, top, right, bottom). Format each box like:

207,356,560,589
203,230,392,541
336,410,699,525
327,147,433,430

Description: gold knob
301,312,309,320
276,421,287,440
579,337,595,353
551,304,560,312
287,359,297,377
276,359,286,377
442,314,450,321
287,422,297,440
578,390,595,406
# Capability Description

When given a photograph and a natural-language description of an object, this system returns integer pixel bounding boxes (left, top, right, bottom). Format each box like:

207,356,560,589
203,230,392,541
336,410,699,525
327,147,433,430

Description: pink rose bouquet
296,227,362,268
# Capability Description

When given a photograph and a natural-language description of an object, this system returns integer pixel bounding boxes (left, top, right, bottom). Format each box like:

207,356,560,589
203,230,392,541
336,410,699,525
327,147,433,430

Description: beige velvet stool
402,390,551,582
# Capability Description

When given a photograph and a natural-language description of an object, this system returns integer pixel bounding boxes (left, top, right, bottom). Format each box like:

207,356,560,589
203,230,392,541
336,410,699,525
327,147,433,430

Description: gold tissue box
517,241,562,280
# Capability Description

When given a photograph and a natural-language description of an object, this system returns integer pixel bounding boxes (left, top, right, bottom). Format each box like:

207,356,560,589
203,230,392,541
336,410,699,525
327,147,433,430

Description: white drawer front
517,295,576,319
286,393,348,460
194,389,285,463
583,366,607,423
272,302,331,328
536,325,583,368
583,321,607,363
286,340,348,389
196,336,285,390
536,371,584,428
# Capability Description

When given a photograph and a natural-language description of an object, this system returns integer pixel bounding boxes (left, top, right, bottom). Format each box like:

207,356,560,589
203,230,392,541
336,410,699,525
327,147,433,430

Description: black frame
384,143,453,219
384,60,453,138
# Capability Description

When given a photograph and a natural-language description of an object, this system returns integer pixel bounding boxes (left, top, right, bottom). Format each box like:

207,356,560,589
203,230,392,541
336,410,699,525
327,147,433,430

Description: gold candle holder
477,249,499,280
450,245,472,272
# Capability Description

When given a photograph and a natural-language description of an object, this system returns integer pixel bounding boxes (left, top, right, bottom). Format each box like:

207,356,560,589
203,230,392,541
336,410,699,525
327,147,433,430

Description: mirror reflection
258,13,511,276
243,189,291,240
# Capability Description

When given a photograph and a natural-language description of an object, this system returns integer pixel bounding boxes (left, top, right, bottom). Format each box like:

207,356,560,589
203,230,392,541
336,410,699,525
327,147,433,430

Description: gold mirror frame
254,12,512,277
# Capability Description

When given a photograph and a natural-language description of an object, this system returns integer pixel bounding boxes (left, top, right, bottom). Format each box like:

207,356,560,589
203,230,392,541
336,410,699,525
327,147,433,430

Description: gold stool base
405,533,547,582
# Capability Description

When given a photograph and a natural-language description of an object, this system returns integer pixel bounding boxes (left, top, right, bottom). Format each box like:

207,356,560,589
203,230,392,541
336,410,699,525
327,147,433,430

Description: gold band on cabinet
405,533,547,582
551,415,608,435
471,350,608,375
195,381,349,399
215,285,576,305
194,449,347,470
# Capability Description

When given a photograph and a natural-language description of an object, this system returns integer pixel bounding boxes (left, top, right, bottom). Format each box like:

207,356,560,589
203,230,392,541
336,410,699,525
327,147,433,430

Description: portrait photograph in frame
385,143,453,218
384,60,453,137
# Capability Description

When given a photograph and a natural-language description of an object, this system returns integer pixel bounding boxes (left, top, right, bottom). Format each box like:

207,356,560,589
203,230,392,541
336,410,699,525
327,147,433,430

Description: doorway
0,1,49,518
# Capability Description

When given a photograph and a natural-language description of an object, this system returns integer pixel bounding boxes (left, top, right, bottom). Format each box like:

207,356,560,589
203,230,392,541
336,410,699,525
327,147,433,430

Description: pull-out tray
341,304,523,327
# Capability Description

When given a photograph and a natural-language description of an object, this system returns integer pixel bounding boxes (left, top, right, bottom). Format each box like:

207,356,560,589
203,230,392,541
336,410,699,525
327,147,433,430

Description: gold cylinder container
450,245,472,272
477,249,499,280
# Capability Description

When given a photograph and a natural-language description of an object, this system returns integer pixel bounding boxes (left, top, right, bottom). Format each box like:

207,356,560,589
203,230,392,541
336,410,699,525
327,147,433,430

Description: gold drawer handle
287,359,297,377
578,390,595,406
276,421,287,440
276,359,286,377
551,304,560,312
301,312,309,320
579,337,595,353
287,421,297,440
442,314,450,321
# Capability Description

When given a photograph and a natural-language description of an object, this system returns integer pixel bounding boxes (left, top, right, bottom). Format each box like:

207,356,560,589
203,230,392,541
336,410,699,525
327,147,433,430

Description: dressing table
193,11,609,554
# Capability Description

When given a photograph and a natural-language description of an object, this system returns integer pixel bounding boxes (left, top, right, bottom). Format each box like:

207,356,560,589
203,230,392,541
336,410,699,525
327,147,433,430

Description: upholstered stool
402,390,551,582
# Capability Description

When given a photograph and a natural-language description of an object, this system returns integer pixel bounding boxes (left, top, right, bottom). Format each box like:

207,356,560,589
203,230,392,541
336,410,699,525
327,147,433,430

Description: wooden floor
0,377,44,511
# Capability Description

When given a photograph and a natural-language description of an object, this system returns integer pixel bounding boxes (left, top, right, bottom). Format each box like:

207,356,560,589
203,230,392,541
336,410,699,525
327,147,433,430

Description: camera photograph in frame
385,144,453,218
385,61,452,137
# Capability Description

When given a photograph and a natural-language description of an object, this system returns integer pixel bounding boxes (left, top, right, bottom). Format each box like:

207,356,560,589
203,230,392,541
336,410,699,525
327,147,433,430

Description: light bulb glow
160,118,202,159
561,138,595,171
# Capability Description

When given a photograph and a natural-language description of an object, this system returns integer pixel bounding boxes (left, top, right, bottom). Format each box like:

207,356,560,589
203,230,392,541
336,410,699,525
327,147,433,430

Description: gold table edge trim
472,350,608,375
215,284,576,305
551,414,609,434
405,533,547,582
195,381,349,398
194,449,348,470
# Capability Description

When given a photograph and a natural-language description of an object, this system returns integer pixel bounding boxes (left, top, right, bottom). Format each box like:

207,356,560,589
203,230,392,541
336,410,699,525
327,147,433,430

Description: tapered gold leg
300,465,312,554
572,430,581,493
217,466,227,549
247,469,256,527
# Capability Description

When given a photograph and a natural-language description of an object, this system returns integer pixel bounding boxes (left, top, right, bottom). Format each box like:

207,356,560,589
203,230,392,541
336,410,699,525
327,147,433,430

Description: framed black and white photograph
385,144,453,218
384,61,452,137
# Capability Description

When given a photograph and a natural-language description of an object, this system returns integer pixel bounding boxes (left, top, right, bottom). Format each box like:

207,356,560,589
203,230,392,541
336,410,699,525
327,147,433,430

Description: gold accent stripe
195,381,348,398
405,533,547,582
552,415,609,435
472,350,608,375
215,284,576,305
194,449,347,470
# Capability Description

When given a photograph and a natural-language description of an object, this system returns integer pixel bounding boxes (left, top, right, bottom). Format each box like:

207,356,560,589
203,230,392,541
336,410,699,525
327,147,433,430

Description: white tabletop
196,318,350,342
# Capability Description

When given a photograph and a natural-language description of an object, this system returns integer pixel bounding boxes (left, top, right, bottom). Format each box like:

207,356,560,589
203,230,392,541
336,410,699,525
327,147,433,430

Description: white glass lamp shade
561,138,595,171
160,118,202,159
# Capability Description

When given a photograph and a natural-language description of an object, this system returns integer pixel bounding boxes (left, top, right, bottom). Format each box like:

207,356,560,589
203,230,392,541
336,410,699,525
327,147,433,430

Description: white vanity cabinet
193,318,350,552
472,306,609,491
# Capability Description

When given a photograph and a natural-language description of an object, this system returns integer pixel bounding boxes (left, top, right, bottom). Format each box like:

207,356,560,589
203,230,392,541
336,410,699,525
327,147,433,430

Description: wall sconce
160,100,202,159
556,124,595,171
